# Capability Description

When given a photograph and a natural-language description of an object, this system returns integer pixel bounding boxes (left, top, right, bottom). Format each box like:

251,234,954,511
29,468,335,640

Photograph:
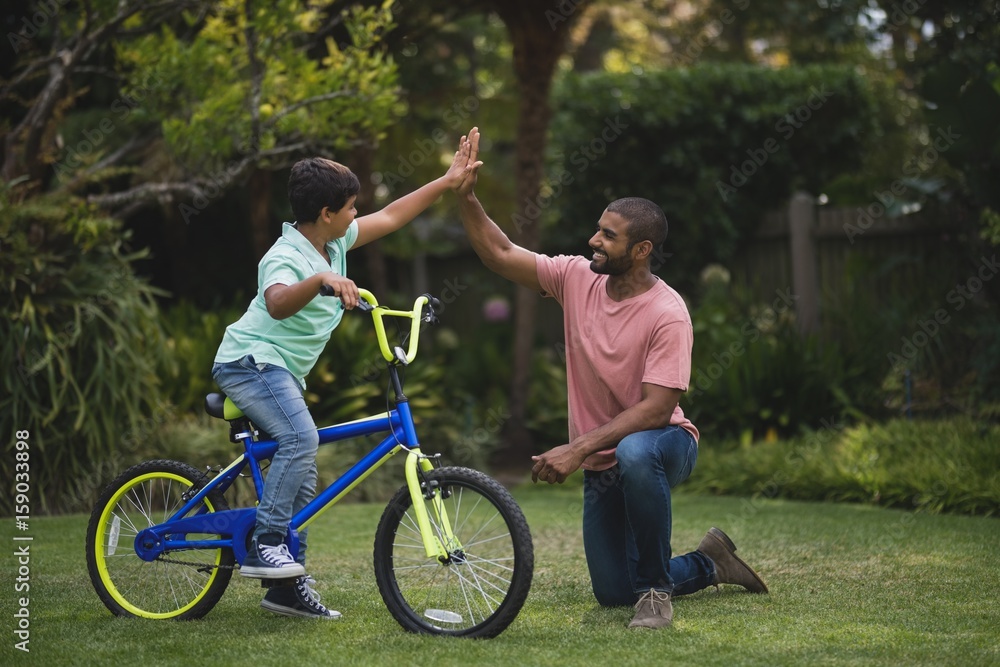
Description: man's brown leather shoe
628,589,673,629
697,527,769,594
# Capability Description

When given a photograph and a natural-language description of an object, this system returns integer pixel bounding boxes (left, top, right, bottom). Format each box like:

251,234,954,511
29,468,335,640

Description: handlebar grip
319,284,374,312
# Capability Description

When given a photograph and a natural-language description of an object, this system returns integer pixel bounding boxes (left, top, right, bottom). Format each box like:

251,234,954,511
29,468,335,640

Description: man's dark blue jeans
582,425,715,606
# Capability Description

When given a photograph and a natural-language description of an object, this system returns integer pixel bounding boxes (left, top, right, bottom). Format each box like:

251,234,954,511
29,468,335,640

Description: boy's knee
298,428,319,453
279,427,318,455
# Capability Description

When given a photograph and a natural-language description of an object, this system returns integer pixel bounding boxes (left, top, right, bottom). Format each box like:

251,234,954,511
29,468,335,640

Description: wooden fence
730,192,961,333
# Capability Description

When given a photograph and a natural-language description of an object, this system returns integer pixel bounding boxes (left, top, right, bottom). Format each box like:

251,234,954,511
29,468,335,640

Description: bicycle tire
85,459,235,620
373,466,533,638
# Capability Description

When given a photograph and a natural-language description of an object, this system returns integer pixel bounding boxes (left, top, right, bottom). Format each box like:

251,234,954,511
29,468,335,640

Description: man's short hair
607,197,668,250
288,158,360,224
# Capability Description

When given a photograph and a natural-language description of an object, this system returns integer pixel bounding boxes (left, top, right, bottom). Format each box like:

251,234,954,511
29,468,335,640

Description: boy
212,133,480,619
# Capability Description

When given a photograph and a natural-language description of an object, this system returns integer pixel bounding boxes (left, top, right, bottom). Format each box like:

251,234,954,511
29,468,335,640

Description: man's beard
590,249,630,276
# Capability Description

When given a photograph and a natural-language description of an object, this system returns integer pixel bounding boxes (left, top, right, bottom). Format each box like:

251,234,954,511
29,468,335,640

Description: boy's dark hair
607,197,668,250
288,158,361,224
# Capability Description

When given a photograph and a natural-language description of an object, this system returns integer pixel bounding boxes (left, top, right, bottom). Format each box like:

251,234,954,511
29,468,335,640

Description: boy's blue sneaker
261,576,342,619
241,541,306,579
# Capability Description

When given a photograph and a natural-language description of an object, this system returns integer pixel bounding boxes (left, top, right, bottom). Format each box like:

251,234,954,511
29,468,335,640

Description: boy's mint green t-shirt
215,220,359,388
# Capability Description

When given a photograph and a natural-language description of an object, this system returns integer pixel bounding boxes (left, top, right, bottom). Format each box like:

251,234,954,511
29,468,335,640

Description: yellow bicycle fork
404,449,462,560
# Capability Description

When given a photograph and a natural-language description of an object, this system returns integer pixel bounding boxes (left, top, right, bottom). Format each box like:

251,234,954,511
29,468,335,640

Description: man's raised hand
455,127,482,196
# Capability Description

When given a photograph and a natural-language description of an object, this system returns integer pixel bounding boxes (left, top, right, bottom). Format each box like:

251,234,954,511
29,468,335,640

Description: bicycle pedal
260,577,298,588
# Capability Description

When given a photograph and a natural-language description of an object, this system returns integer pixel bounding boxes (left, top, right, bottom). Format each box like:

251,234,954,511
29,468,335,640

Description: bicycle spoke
464,559,514,584
450,562,500,621
461,561,510,595
462,531,513,549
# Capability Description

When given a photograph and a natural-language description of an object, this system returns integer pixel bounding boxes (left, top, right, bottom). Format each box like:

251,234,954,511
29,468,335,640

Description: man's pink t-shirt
536,255,699,471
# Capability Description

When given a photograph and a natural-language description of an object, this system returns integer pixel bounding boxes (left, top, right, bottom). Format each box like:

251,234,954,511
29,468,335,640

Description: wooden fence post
789,191,819,334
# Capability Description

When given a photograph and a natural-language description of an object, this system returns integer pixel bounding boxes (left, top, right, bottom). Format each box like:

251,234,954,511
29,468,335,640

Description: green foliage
821,249,1000,414
0,187,170,513
816,253,924,411
547,64,889,290
686,417,1000,517
682,268,861,440
370,11,518,258
921,57,1000,230
981,206,1000,247
895,1,1000,261
679,247,999,439
157,299,247,412
525,346,569,446
96,0,402,178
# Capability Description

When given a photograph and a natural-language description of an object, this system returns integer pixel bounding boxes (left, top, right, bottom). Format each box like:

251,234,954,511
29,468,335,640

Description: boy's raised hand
447,127,483,193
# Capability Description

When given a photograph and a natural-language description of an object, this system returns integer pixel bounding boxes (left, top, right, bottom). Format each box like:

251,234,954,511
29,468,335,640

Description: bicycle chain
155,555,239,571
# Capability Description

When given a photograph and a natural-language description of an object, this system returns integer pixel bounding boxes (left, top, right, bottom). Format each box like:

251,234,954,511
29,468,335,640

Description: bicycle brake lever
421,294,442,323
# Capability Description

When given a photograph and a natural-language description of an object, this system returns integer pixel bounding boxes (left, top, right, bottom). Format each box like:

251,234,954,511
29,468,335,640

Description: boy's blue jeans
212,355,318,564
582,425,715,606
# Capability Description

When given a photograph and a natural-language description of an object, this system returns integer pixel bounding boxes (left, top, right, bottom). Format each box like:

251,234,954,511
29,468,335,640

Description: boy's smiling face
320,195,357,239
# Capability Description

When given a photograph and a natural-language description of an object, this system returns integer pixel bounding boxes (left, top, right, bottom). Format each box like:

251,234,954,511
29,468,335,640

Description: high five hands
440,127,483,191
454,127,482,196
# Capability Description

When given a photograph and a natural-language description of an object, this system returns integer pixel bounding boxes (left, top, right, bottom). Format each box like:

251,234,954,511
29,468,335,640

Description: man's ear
632,240,653,260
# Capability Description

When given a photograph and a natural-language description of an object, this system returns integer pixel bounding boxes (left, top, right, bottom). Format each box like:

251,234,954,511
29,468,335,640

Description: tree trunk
248,169,273,260
351,144,391,297
493,1,589,467
161,203,190,297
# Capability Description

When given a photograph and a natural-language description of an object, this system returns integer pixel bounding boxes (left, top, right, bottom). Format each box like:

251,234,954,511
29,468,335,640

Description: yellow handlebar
358,289,431,365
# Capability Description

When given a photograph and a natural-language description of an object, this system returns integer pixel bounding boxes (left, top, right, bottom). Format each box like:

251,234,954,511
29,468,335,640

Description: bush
0,189,171,514
681,266,862,440
685,417,1000,517
525,346,569,446
547,63,891,292
158,299,248,413
820,250,1000,421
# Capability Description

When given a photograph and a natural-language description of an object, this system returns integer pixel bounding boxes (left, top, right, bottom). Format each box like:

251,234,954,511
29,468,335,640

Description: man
455,128,768,629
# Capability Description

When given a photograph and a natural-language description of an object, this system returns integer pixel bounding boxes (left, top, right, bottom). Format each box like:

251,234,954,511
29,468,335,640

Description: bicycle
85,289,534,638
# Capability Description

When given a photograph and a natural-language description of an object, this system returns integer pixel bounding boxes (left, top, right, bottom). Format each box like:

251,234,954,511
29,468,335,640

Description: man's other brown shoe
628,589,673,629
697,527,769,594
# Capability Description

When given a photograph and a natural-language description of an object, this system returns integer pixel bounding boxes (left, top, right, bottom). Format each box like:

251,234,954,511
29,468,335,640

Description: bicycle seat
205,393,245,420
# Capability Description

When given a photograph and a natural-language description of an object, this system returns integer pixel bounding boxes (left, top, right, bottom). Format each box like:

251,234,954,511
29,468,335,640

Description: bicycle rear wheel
373,466,533,638
85,460,235,620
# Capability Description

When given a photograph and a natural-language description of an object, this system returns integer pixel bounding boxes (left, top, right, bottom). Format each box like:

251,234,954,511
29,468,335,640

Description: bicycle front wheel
85,460,235,620
373,466,533,638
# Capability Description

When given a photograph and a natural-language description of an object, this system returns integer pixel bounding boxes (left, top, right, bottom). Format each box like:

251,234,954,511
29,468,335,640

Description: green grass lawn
3,479,998,666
